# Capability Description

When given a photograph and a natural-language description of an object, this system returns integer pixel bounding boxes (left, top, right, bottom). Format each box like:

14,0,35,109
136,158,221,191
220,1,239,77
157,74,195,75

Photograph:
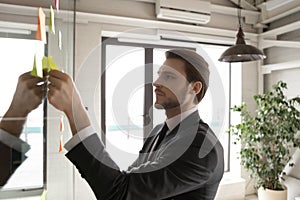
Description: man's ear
191,81,202,95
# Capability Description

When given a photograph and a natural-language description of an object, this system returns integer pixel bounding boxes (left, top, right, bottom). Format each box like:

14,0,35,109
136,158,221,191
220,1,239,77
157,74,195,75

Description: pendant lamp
218,0,266,62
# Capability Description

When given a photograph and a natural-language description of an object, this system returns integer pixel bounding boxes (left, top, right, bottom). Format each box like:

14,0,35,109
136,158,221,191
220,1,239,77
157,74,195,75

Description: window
0,36,46,191
101,37,241,172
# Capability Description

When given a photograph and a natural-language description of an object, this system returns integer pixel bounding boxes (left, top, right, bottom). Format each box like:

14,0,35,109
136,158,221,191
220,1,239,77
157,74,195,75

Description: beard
154,98,180,110
154,85,189,111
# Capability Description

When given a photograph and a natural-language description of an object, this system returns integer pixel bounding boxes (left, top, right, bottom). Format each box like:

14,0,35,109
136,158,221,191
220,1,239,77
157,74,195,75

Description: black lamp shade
219,27,266,62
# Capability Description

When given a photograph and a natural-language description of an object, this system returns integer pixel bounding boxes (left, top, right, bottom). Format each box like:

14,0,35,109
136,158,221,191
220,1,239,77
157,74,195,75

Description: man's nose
153,77,162,87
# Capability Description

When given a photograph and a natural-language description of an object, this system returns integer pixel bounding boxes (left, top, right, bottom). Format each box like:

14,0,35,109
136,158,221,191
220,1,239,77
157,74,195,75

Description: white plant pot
257,187,287,200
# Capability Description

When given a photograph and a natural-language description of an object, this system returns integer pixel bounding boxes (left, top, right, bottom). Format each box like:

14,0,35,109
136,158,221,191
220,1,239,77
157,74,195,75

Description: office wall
72,22,102,200
265,68,300,97
264,16,300,97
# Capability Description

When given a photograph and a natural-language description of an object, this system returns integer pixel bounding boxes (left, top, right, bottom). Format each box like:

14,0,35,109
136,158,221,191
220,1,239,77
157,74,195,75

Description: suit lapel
140,124,165,153
139,111,201,162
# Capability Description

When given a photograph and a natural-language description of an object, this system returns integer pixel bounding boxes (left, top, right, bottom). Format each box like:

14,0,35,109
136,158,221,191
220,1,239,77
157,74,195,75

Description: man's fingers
18,71,46,90
20,71,43,81
48,69,68,80
47,83,56,92
32,84,46,95
19,71,33,80
25,78,46,89
48,75,62,89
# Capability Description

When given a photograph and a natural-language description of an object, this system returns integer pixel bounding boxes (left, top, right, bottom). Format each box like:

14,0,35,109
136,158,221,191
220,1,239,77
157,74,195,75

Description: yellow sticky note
41,189,47,200
42,56,59,72
36,7,47,44
31,54,43,78
48,56,58,70
42,56,50,71
31,57,37,77
49,5,55,34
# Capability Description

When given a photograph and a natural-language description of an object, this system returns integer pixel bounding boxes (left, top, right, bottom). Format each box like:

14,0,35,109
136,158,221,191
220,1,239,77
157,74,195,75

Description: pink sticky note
55,0,59,11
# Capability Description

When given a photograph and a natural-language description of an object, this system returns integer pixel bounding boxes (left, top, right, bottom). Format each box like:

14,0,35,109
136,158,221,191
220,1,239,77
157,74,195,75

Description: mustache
155,89,165,95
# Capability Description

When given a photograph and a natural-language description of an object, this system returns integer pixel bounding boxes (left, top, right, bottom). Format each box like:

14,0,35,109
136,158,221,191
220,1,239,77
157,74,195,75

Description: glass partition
0,1,75,198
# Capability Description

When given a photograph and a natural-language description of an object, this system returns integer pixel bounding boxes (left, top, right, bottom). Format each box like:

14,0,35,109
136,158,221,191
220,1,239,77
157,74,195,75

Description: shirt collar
165,106,198,134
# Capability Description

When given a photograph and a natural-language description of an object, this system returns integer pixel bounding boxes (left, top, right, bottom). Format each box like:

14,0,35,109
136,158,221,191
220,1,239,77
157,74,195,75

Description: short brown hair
165,49,209,103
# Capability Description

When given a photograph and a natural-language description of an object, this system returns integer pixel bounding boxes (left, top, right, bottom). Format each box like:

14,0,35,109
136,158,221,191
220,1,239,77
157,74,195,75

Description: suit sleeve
0,129,29,186
0,142,28,186
66,125,224,200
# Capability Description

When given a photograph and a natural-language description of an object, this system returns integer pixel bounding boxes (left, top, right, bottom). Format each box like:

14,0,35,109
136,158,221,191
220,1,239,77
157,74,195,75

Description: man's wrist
0,106,28,138
65,103,91,135
6,104,29,118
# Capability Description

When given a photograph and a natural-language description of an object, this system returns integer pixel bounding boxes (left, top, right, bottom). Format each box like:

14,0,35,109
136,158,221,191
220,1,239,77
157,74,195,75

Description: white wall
72,22,103,200
46,18,75,199
263,10,300,90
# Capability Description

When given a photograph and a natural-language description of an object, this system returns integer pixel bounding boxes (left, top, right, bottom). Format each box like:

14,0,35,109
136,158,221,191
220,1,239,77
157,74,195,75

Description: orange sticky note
59,135,63,153
59,116,64,132
36,7,47,44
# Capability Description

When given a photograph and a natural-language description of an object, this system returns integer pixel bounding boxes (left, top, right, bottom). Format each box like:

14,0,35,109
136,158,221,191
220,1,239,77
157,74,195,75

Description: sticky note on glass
59,115,64,132
55,0,59,11
59,134,63,153
31,54,43,78
49,5,55,34
58,30,62,50
42,56,58,72
42,56,49,71
36,7,47,44
48,56,58,70
41,189,47,200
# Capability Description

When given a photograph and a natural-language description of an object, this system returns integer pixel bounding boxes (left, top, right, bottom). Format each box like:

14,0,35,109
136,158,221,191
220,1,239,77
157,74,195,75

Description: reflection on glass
0,37,44,189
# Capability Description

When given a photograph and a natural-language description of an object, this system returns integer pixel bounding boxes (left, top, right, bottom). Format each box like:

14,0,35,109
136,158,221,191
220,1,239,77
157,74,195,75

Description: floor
245,194,258,200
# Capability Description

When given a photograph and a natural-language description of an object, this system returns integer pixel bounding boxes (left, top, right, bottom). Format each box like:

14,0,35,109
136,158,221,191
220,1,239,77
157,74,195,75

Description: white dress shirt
165,106,198,134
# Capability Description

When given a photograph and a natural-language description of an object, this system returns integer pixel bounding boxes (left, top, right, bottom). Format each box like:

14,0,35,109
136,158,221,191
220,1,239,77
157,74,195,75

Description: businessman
0,72,45,186
48,48,224,199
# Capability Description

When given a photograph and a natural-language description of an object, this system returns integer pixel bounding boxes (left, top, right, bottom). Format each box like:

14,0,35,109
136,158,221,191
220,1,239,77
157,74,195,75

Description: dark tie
152,123,169,151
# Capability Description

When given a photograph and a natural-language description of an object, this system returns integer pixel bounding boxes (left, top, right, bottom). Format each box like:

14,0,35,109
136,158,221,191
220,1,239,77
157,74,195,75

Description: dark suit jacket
66,111,224,200
0,142,27,186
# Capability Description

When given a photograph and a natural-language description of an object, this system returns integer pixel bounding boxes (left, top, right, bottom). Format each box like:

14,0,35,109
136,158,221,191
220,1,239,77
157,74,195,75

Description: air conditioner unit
156,0,211,24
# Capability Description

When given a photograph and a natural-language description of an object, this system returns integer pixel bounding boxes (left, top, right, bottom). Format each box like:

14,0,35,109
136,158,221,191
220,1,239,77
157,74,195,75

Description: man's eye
164,74,175,80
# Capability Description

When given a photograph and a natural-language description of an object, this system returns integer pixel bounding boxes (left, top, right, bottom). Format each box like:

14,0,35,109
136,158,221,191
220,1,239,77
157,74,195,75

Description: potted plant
229,81,300,200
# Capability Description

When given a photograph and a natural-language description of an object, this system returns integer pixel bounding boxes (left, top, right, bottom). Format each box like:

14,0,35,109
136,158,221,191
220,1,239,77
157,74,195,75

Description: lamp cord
238,0,242,28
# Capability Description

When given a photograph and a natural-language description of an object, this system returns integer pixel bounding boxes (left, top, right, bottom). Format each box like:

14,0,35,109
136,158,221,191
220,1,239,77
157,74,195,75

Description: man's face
153,58,193,110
